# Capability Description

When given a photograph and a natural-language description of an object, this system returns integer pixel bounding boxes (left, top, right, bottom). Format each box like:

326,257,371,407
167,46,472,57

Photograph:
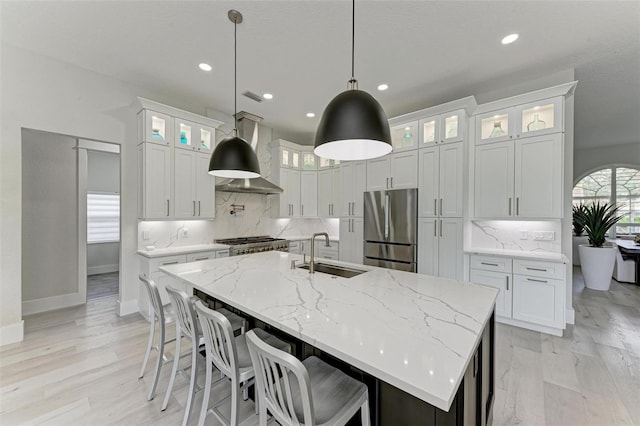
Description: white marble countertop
137,243,230,258
161,251,497,411
465,247,569,263
613,239,640,251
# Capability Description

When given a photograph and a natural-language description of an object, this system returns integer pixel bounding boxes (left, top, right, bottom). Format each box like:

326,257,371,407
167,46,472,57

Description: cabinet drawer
215,249,230,258
470,255,512,273
513,259,564,280
149,254,187,273
187,251,216,262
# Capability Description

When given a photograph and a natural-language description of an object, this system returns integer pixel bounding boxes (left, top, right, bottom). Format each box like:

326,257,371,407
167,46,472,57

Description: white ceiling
2,1,639,149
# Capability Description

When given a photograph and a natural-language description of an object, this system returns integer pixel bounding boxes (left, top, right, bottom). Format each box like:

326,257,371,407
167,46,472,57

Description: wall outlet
142,230,150,241
181,228,189,238
534,231,555,241
520,230,528,240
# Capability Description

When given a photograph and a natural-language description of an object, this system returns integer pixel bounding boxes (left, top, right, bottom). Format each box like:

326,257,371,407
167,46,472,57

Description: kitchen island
161,251,497,425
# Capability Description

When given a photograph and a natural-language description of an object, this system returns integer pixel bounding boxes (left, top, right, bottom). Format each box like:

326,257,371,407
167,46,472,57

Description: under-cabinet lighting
501,33,519,45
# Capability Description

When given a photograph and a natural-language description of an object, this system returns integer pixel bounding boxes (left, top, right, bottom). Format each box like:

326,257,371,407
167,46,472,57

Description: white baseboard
22,292,85,316
0,320,25,346
496,316,564,337
88,264,119,275
566,308,575,325
118,298,139,317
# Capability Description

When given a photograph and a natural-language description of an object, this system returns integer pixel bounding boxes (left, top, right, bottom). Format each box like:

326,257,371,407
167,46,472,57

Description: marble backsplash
470,220,562,253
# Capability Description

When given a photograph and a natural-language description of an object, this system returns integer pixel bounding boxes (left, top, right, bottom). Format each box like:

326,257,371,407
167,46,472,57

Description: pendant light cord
234,19,238,132
351,0,355,80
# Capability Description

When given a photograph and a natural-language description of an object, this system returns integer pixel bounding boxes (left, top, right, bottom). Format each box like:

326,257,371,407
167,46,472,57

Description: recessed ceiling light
198,63,213,71
262,93,273,100
501,33,519,45
306,112,315,118
377,83,389,91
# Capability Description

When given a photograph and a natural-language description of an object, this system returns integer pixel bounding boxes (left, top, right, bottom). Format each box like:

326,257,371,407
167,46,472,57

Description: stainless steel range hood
215,112,283,195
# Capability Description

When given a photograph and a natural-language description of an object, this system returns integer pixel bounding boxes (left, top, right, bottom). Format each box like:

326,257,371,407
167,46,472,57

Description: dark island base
195,289,495,426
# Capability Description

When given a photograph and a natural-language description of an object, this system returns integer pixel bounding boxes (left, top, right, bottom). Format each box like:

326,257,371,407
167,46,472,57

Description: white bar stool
162,285,245,426
194,300,291,426
247,330,370,426
137,275,175,401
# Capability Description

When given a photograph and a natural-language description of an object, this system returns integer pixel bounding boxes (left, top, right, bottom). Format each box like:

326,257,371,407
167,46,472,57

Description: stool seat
216,307,246,334
234,329,290,376
290,356,368,425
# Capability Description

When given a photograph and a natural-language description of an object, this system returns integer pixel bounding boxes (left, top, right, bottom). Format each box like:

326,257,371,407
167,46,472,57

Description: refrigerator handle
384,192,390,240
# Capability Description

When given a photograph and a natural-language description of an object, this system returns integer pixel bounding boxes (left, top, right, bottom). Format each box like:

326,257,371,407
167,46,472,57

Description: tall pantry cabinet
136,98,223,220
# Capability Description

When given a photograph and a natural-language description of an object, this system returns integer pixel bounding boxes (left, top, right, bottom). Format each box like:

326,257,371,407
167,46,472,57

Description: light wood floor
87,272,119,300
1,268,638,425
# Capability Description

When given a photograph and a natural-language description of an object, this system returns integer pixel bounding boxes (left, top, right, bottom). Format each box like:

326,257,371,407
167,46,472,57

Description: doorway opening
21,129,121,315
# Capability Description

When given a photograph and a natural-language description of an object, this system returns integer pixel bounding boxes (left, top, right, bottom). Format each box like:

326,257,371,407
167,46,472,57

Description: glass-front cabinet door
390,121,419,151
419,116,439,148
301,152,317,170
517,97,563,138
140,110,173,146
476,109,513,144
441,109,465,144
175,119,195,150
197,125,215,153
318,156,333,169
279,146,300,168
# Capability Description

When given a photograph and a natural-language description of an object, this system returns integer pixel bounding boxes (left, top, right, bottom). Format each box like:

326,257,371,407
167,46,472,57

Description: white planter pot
572,236,589,266
578,244,616,291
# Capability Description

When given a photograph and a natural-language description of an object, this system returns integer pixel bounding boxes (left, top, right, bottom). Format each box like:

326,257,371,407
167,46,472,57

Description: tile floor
1,268,638,425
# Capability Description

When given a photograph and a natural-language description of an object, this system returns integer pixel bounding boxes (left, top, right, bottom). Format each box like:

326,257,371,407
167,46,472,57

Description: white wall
0,43,214,345
87,150,120,274
21,130,79,304
574,142,640,182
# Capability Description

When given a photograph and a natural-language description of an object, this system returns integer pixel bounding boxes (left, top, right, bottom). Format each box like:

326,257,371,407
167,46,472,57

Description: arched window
573,167,640,236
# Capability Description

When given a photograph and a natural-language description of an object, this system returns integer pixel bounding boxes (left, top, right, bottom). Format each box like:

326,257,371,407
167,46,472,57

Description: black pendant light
209,10,260,179
314,0,392,161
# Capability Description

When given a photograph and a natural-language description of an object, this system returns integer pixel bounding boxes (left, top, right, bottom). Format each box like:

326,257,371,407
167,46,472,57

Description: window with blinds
87,193,120,243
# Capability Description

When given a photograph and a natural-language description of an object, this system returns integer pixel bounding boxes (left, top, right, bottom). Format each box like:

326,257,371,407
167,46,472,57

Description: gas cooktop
215,236,289,256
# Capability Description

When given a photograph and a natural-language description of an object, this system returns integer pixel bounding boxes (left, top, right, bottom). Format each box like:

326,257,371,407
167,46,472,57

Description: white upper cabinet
195,153,215,218
390,121,419,152
474,141,515,218
318,156,340,170
196,125,215,153
301,151,317,170
340,161,367,217
317,168,340,217
139,110,173,146
476,96,563,144
419,109,465,148
278,145,301,169
174,150,216,219
366,151,418,191
138,143,171,219
474,134,563,218
300,171,318,217
419,143,463,218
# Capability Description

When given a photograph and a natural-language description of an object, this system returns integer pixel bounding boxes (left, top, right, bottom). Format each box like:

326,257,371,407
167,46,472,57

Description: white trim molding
22,292,85,316
88,264,120,275
0,320,25,346
117,298,139,317
566,308,576,325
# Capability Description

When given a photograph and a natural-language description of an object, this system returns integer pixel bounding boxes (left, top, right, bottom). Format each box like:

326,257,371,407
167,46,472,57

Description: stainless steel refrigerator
363,188,418,272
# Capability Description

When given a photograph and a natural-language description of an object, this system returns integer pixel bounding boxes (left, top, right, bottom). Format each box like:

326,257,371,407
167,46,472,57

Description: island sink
297,262,366,278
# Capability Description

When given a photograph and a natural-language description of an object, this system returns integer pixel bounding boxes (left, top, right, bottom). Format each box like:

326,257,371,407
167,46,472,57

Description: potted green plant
576,202,624,290
572,204,589,266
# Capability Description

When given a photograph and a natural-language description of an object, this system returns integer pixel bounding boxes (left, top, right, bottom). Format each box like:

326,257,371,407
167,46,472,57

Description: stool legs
148,317,165,401
197,354,213,426
161,325,182,411
182,337,201,426
138,315,156,380
361,399,371,426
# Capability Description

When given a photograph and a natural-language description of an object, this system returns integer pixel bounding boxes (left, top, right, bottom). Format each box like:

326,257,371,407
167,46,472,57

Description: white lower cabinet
469,255,566,335
469,269,512,318
512,274,564,328
418,218,463,280
138,249,229,319
339,218,363,264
